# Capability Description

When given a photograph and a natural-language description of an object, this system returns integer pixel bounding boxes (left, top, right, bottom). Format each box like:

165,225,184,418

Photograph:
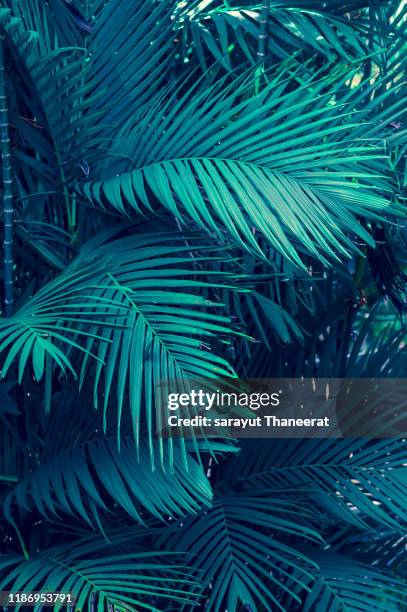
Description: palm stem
0,34,13,317
255,1,270,93
256,0,270,62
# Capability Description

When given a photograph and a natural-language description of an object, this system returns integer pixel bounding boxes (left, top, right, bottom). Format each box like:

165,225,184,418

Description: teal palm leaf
74,0,176,131
221,438,407,529
299,550,407,612
0,3,405,610
0,230,236,452
0,7,38,52
3,437,213,526
242,289,303,345
3,0,82,49
0,7,99,178
80,62,399,266
92,1,173,110
0,531,200,611
163,491,323,611
177,1,371,70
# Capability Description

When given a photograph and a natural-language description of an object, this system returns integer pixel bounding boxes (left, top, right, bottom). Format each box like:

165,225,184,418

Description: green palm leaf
74,0,175,131
163,491,323,611
242,289,303,345
0,5,102,204
3,437,213,526
0,531,200,611
0,3,405,609
300,549,407,612
222,438,407,529
80,62,399,266
4,0,82,49
0,230,237,454
177,0,371,70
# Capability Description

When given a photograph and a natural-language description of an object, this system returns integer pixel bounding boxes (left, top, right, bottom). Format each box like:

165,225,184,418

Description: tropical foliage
0,0,406,610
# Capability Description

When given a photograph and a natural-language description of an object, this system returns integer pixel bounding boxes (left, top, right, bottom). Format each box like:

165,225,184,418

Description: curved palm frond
340,527,407,572
299,549,407,612
73,0,176,131
0,230,238,451
220,438,407,529
241,289,303,345
13,55,99,187
162,490,323,612
176,0,372,71
0,532,200,611
3,436,213,526
217,249,315,361
79,61,400,266
0,2,405,609
4,0,84,49
0,5,102,207
0,6,38,52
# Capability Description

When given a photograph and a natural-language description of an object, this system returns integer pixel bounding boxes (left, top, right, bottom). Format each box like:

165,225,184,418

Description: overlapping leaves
0,2,406,611
163,491,322,611
0,530,200,611
80,62,399,266
299,550,407,611
221,438,407,529
0,230,237,451
0,6,100,188
176,0,372,70
3,437,213,526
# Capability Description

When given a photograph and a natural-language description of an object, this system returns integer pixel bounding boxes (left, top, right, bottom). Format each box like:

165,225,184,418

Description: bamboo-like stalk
0,34,13,317
256,0,271,62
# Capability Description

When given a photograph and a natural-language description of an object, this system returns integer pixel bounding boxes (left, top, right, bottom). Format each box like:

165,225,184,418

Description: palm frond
241,289,303,345
3,0,82,49
0,5,102,200
76,0,176,130
0,3,405,608
162,490,323,612
79,62,399,265
220,438,407,529
340,527,407,572
3,436,213,526
0,532,200,611
177,0,372,71
0,230,237,453
299,549,407,612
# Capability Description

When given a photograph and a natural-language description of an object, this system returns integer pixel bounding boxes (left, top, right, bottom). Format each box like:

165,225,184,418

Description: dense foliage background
0,1,406,610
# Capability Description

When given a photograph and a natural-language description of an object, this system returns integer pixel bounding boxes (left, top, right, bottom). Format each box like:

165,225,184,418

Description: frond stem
11,519,29,560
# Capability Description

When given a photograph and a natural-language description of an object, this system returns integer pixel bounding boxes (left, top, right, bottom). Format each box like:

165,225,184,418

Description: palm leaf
73,0,176,131
162,490,323,611
299,549,407,612
177,0,372,71
3,436,214,526
241,289,303,345
0,531,200,611
340,527,407,572
0,230,237,455
221,438,407,529
3,0,82,49
0,5,102,202
79,61,399,266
